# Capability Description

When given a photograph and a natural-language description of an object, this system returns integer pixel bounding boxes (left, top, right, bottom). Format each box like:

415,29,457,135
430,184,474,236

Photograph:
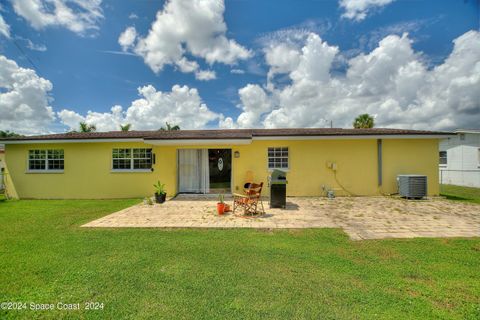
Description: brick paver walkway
82,196,480,240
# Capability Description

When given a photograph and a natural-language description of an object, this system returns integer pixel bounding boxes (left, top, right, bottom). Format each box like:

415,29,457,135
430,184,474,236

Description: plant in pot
217,194,226,215
153,181,167,204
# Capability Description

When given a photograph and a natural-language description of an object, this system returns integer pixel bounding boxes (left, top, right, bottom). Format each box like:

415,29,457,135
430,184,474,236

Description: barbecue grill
269,169,287,208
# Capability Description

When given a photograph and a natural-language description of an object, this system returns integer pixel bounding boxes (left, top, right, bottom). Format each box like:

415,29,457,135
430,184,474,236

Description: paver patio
82,196,480,240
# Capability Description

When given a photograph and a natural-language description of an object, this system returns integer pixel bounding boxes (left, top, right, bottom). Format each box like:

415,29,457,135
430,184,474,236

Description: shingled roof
0,128,452,142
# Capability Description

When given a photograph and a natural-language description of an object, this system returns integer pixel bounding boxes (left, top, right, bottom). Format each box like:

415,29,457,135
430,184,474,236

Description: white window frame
267,147,289,171
111,148,153,172
27,149,64,173
439,150,447,166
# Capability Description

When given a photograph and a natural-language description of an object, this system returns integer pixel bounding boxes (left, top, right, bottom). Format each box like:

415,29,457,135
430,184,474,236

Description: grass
440,184,480,204
0,200,479,319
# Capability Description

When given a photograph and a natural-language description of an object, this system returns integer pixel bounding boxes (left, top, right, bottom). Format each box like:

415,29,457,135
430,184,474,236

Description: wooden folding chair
232,182,265,216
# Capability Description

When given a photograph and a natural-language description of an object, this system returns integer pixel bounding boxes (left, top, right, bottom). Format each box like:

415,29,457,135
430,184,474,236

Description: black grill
269,169,287,208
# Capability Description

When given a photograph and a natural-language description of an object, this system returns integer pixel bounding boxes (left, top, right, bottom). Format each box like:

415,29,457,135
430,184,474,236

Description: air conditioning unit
397,175,427,199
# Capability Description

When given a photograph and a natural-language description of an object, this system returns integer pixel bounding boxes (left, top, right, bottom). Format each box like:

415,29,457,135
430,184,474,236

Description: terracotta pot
217,203,225,215
224,204,230,212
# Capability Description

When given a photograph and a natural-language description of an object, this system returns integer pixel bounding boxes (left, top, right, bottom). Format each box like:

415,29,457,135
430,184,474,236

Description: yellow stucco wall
0,152,4,169
5,138,439,199
5,142,177,199
231,139,439,197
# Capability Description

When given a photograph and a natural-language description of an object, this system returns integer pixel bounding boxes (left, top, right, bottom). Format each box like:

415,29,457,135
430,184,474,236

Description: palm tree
120,124,132,131
79,122,97,132
353,114,374,129
159,122,180,131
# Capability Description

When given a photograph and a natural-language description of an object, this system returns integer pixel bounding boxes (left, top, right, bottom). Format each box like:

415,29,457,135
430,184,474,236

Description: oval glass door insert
218,157,224,171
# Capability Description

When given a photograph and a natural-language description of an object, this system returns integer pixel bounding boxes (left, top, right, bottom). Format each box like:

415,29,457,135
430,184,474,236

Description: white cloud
0,14,10,38
128,13,138,20
121,0,251,77
339,0,396,21
230,69,245,74
20,38,47,52
228,30,480,131
11,0,103,35
236,84,272,128
265,43,301,80
56,109,85,130
118,26,137,51
195,69,216,81
0,55,55,134
58,85,221,131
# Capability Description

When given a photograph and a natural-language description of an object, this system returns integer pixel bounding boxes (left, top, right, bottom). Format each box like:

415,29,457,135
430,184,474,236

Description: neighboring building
1,128,451,199
439,129,480,188
0,144,5,191
0,144,4,169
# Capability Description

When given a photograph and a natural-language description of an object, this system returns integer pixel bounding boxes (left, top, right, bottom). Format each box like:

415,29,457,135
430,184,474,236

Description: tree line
0,114,375,136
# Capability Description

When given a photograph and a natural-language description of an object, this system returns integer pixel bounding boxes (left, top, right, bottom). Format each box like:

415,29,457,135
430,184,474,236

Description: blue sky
0,0,479,134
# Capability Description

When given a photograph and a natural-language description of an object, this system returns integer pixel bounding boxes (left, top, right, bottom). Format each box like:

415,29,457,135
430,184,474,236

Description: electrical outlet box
326,161,337,171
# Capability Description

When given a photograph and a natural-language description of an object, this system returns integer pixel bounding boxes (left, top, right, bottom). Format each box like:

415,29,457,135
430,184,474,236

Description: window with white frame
112,148,152,170
28,149,64,171
439,151,447,165
268,147,288,169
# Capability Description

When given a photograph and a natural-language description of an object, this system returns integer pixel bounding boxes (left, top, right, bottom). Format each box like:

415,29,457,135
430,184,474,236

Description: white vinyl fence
439,169,480,188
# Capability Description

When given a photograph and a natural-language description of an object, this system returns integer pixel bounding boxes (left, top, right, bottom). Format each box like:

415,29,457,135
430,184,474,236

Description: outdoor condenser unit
397,175,427,199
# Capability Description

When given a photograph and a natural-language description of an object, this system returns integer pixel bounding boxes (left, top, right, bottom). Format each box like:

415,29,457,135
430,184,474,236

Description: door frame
176,148,233,194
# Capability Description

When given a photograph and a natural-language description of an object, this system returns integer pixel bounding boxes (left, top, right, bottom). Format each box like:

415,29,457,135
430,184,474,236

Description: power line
11,38,39,71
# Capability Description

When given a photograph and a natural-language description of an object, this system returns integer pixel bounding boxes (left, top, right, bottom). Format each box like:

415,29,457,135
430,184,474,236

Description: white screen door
178,149,209,193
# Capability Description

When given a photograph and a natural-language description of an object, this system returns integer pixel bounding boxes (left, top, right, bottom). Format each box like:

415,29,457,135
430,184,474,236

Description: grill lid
270,169,287,184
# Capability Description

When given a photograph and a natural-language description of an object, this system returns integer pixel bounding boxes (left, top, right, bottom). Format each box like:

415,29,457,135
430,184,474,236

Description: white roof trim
454,129,480,134
253,134,453,141
147,139,252,146
2,138,144,144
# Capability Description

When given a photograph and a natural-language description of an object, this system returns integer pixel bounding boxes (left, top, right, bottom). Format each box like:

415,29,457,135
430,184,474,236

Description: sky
0,0,479,135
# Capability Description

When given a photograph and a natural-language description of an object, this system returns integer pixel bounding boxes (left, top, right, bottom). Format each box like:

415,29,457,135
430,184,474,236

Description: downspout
377,139,382,187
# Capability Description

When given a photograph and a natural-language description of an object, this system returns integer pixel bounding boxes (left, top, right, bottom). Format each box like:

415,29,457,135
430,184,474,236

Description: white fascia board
2,138,145,144
146,139,252,146
454,130,480,134
252,135,454,141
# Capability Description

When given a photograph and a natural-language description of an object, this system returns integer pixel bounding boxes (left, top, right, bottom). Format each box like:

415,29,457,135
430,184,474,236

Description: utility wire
11,38,39,71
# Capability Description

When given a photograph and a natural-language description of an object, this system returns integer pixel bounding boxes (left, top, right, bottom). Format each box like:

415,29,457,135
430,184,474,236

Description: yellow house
1,128,451,199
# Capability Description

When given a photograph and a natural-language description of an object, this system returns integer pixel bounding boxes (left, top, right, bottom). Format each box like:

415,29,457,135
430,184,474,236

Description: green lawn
0,200,479,319
440,184,480,204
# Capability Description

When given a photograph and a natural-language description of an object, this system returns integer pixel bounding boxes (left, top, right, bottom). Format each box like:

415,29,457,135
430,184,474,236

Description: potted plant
217,194,226,215
153,181,167,203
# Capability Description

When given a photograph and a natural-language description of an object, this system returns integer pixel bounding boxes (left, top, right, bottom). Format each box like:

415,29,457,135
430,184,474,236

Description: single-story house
439,129,480,187
1,128,451,199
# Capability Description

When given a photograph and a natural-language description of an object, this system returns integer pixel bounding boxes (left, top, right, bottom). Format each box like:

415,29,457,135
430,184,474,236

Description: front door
208,149,231,193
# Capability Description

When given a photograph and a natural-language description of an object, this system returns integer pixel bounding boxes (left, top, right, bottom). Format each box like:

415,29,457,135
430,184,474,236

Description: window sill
111,169,152,173
268,168,290,172
26,170,64,174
